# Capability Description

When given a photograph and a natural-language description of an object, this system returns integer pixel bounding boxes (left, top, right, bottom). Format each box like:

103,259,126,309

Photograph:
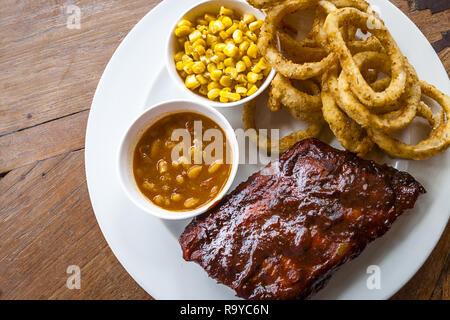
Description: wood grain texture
0,0,448,300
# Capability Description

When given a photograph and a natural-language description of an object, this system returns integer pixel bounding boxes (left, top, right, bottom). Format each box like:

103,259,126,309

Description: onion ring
337,53,420,132
367,81,450,160
243,100,324,153
270,73,323,122
322,67,374,156
278,31,328,63
324,7,407,107
258,0,338,80
247,0,287,9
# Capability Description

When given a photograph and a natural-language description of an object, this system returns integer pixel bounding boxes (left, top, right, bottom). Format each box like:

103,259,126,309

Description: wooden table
0,0,448,300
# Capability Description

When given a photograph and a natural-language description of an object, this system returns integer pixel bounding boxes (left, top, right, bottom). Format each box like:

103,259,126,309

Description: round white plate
86,0,450,300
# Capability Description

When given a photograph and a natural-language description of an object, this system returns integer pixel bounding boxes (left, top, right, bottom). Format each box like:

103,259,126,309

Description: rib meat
179,139,425,299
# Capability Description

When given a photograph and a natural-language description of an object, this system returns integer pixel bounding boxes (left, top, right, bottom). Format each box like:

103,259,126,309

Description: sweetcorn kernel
249,20,263,32
224,57,234,67
224,43,238,57
174,51,185,61
208,81,221,91
247,72,259,83
236,61,247,73
177,19,192,28
221,16,233,28
209,20,225,34
247,43,259,58
233,29,243,43
247,85,258,96
189,30,202,42
175,26,192,37
220,6,234,17
219,75,233,87
242,56,252,68
185,75,200,89
208,88,221,100
242,14,256,24
210,69,223,81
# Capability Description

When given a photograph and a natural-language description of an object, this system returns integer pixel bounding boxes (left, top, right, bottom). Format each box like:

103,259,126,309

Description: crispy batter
368,81,450,160
324,8,407,108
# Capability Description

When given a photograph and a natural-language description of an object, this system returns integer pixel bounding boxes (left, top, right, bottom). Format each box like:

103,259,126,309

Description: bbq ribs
179,139,425,300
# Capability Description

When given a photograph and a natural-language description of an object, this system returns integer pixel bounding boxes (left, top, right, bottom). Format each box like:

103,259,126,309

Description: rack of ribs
179,138,425,300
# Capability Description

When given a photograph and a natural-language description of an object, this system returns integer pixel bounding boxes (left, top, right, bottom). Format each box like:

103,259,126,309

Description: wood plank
0,150,150,299
409,0,450,14
0,0,160,136
0,110,88,173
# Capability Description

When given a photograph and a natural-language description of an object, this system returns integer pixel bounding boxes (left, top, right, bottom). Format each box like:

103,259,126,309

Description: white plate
86,0,450,300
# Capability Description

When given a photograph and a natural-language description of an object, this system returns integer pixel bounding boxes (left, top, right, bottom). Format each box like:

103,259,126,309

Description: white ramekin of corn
166,0,276,108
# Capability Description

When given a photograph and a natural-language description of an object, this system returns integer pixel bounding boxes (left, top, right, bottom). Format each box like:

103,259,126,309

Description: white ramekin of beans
117,100,239,220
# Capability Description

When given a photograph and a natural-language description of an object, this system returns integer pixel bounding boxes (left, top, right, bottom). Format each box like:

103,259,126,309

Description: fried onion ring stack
243,0,450,159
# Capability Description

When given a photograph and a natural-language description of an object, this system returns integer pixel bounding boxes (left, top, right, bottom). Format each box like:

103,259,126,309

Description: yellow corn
206,34,219,46
221,16,233,28
175,26,192,37
214,43,226,52
207,63,217,73
209,20,224,34
193,45,205,57
242,14,256,24
183,61,194,74
174,51,185,62
219,75,233,87
225,67,238,79
220,6,234,17
242,56,252,68
210,69,223,81
226,23,238,36
199,85,208,96
182,54,192,63
249,20,263,32
224,57,234,67
236,61,246,73
189,30,202,42
196,74,208,85
175,7,266,103
196,18,208,26
247,43,258,58
224,43,238,57
239,21,248,33
246,31,257,42
220,90,241,102
236,86,247,95
177,19,192,28
176,61,184,71
193,39,206,47
233,29,243,43
219,30,229,40
185,75,200,90
247,85,258,96
237,74,248,85
208,88,221,100
208,81,221,91
247,72,259,83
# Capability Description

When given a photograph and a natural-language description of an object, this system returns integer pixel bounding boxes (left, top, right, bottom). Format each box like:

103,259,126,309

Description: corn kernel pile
173,6,270,103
